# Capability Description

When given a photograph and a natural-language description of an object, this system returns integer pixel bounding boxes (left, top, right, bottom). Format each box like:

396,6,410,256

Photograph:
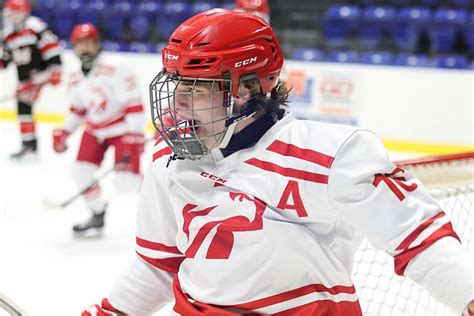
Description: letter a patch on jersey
277,180,308,217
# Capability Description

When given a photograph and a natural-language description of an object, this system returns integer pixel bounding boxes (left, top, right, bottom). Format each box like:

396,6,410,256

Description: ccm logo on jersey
164,52,179,61
234,56,257,68
200,171,227,185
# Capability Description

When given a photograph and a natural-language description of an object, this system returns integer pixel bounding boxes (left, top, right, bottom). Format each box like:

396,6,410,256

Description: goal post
353,152,473,316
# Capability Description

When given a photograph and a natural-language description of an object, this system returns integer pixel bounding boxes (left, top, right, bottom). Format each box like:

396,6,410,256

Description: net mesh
352,153,473,316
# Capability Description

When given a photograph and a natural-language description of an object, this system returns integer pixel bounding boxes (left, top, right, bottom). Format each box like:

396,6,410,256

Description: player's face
173,80,228,150
73,39,101,58
3,9,28,26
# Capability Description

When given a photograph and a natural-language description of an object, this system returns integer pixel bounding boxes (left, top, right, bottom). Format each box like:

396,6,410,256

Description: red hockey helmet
235,0,270,15
70,23,100,43
150,9,284,160
4,0,31,14
162,8,282,97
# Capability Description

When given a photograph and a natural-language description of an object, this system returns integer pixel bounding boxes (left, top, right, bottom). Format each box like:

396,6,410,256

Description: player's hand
121,132,145,155
52,128,69,153
82,298,125,316
16,80,41,103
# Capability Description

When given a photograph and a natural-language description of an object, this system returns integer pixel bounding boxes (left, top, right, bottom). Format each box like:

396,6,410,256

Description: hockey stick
0,293,27,316
43,153,131,209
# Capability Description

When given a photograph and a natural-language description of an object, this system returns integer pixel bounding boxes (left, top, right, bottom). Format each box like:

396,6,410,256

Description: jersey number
182,192,266,259
373,167,418,201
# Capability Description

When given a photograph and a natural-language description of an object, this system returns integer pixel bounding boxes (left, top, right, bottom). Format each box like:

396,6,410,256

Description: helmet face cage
150,71,233,160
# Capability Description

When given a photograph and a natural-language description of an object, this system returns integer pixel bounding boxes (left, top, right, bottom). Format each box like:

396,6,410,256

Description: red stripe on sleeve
136,251,184,274
394,222,460,276
395,211,446,251
267,140,334,168
245,158,329,184
39,42,59,54
153,147,172,161
136,237,182,254
125,104,144,114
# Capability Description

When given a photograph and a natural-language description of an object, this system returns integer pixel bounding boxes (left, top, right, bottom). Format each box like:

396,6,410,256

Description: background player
0,0,62,159
82,9,473,315
235,0,270,23
52,23,146,237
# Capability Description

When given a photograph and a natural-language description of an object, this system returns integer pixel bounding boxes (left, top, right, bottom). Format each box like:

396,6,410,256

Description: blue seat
327,50,359,63
394,7,431,51
430,8,469,52
360,51,394,65
420,0,439,6
190,2,217,16
51,6,76,39
130,16,151,41
128,42,156,53
395,53,433,67
360,6,396,49
469,12,474,52
157,1,191,40
435,55,468,69
452,0,471,7
323,5,361,48
104,1,136,40
77,1,105,25
102,40,127,52
156,42,168,53
291,48,325,61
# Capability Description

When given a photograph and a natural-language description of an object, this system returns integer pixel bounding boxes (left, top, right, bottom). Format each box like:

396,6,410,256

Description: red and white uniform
109,113,473,315
64,53,145,140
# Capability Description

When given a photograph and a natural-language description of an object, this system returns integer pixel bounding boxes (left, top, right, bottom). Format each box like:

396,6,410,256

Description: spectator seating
323,5,361,47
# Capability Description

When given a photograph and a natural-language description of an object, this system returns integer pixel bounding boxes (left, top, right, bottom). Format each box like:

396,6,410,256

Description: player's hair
242,79,290,119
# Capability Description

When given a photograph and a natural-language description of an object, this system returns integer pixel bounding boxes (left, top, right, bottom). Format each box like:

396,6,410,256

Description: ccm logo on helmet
164,52,179,61
234,56,257,68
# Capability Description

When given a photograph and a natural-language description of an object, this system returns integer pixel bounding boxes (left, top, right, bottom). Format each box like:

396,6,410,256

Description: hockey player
0,0,62,159
82,9,474,315
235,0,270,23
52,23,146,237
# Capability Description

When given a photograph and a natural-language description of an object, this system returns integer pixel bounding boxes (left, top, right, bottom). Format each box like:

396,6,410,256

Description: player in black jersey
0,0,62,159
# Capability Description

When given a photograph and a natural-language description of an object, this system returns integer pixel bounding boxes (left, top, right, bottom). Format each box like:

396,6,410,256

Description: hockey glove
82,298,123,316
52,128,69,153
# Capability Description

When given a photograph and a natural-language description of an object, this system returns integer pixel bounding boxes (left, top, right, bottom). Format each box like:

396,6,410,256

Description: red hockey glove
121,132,145,155
16,80,42,104
52,128,69,153
82,298,122,316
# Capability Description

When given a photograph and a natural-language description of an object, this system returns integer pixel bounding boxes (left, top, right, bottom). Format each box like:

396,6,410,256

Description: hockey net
353,152,474,316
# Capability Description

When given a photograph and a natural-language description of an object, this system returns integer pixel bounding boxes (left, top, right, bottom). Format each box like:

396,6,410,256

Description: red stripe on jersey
39,42,59,54
137,252,184,274
124,104,144,114
395,211,446,251
20,121,35,134
153,147,172,161
5,29,36,42
86,117,124,129
233,283,356,310
272,299,362,316
70,105,86,116
136,237,182,254
267,140,334,168
394,222,460,276
245,158,328,184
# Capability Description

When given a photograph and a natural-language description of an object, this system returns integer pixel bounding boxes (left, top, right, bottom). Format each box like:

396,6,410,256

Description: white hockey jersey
63,53,145,140
109,113,473,315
